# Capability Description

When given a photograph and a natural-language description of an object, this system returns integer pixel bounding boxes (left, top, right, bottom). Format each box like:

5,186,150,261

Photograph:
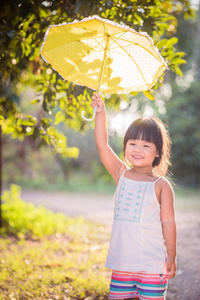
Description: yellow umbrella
40,15,167,121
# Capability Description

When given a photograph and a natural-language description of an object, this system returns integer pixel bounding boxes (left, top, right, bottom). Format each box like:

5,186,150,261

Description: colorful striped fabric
109,270,168,299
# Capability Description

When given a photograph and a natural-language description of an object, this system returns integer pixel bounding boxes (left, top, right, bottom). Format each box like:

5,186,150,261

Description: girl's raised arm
91,93,126,185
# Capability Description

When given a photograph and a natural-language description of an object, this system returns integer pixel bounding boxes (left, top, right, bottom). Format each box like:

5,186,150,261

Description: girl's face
125,139,159,169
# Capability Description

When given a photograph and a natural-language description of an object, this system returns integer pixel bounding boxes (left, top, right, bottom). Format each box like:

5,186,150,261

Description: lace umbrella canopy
40,15,167,121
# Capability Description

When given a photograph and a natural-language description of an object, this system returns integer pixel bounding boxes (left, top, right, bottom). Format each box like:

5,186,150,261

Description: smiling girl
91,93,177,300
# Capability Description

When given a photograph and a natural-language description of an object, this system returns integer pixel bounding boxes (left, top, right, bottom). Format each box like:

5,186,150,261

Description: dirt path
22,190,200,300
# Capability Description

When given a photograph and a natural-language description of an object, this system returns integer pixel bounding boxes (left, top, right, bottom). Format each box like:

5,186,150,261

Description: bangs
126,125,157,144
123,117,163,154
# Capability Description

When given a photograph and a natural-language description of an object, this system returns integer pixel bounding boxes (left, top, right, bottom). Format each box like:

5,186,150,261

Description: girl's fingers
92,94,101,106
166,263,176,279
91,99,98,105
92,93,100,101
170,265,176,278
91,93,103,112
91,99,98,104
91,99,99,109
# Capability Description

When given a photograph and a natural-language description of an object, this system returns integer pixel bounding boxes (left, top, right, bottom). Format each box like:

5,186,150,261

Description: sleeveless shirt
105,170,167,274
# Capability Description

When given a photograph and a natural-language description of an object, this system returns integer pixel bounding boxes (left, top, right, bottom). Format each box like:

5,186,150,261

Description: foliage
3,126,118,191
163,82,200,187
0,0,195,153
160,8,200,187
1,184,79,238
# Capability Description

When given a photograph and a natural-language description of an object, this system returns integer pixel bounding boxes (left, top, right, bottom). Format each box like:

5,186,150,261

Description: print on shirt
114,179,147,222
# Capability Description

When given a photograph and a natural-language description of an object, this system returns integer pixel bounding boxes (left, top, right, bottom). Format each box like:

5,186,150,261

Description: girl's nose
134,145,142,152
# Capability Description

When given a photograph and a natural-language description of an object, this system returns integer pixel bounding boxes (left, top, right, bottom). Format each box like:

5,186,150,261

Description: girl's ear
155,150,159,157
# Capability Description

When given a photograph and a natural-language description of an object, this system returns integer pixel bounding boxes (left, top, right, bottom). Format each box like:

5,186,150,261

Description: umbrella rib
97,23,110,92
81,27,105,50
111,36,165,66
107,45,111,92
108,31,128,48
111,37,150,89
106,27,165,66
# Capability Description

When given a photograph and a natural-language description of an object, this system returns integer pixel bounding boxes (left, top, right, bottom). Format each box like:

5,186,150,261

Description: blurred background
2,1,200,193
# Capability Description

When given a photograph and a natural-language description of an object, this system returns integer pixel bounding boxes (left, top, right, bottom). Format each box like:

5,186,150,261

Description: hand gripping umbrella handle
81,106,97,121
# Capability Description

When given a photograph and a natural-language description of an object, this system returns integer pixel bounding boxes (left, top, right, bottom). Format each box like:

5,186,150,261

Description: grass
12,174,116,195
0,219,111,300
0,185,111,299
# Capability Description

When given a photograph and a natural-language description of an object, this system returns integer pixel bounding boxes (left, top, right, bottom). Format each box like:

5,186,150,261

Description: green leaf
143,91,155,100
30,99,40,105
54,111,65,125
19,120,36,126
174,66,183,77
165,37,178,47
59,98,66,110
39,7,49,18
130,92,139,98
174,52,186,58
65,147,79,159
171,58,187,65
156,39,168,49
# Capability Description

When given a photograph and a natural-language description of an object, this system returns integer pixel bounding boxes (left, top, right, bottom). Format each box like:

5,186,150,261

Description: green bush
1,184,76,239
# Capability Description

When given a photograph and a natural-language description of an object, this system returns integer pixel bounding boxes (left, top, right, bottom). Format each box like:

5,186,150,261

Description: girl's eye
130,143,135,146
144,145,149,148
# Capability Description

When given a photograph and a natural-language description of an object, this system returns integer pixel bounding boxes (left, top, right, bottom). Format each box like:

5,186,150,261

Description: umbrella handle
81,106,97,121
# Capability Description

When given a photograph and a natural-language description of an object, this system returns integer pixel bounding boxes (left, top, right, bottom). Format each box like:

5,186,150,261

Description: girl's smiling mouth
133,155,143,159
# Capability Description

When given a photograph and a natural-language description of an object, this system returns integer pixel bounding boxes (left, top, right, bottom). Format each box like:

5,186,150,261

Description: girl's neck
131,165,154,175
127,167,157,181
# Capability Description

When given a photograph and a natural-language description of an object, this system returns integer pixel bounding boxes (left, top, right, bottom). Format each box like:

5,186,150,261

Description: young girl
91,93,176,300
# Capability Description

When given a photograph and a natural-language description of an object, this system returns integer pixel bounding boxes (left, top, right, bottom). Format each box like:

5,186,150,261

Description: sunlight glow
26,127,32,133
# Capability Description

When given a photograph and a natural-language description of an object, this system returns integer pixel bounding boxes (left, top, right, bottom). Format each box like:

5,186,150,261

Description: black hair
123,117,171,176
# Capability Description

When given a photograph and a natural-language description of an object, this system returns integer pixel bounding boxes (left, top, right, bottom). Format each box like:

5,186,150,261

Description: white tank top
105,170,167,274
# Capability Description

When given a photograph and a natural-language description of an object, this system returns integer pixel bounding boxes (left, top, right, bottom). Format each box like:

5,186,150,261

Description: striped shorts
109,270,168,300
